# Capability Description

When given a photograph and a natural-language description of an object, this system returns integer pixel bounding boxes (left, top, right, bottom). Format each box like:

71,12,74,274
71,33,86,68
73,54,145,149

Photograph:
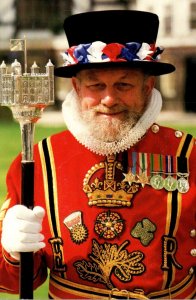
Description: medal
150,174,164,190
136,172,150,187
164,155,177,192
150,153,164,190
137,153,150,187
164,175,178,192
177,177,189,193
122,171,136,186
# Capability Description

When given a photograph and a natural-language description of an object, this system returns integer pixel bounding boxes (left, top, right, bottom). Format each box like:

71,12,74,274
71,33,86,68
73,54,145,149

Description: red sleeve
0,155,47,294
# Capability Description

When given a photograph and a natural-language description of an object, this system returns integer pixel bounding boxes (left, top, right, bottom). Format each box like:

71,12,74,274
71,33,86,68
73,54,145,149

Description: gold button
190,249,196,256
151,124,159,133
175,130,182,138
190,229,196,238
189,267,194,275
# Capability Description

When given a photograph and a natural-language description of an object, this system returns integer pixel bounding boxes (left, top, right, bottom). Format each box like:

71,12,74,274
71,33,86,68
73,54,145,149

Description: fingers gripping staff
1,205,45,260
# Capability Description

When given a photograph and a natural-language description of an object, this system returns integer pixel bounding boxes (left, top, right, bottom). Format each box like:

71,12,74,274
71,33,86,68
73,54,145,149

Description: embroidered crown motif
83,154,139,207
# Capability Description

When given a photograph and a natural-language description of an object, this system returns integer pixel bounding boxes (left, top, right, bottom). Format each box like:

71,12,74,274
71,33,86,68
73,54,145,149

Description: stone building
1,0,196,112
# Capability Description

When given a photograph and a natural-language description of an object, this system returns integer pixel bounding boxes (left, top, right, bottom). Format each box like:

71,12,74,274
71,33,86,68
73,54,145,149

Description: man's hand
1,205,45,260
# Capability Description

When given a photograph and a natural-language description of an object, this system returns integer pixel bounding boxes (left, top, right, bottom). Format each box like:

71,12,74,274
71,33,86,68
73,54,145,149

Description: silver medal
164,176,177,191
150,174,164,190
177,177,189,193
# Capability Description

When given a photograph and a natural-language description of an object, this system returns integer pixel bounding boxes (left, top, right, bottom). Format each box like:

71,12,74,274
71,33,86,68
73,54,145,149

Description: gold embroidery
64,211,88,244
70,224,88,244
161,235,182,271
74,239,145,289
83,154,139,207
131,218,156,246
49,237,67,272
94,210,124,239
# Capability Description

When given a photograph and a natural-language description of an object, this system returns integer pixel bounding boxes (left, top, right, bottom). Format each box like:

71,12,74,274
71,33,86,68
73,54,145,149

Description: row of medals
124,171,190,194
149,173,189,193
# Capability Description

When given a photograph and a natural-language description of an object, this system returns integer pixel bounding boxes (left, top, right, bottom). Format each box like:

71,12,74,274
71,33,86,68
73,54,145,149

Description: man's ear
145,76,156,97
72,77,80,95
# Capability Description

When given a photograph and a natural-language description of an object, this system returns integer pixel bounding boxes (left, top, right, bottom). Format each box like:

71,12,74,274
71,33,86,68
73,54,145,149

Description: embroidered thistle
74,239,145,289
63,211,88,244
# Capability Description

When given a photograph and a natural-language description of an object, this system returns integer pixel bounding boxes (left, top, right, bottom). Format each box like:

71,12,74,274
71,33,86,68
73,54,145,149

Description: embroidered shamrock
131,218,156,246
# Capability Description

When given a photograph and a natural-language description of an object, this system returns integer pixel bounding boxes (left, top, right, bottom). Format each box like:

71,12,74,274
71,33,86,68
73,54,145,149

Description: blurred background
1,0,196,114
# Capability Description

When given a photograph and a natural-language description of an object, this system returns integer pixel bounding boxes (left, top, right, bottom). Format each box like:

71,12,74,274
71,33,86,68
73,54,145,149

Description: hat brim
54,60,175,78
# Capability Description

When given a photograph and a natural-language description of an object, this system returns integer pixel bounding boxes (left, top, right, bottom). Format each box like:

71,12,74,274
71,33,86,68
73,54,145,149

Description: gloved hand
1,205,45,260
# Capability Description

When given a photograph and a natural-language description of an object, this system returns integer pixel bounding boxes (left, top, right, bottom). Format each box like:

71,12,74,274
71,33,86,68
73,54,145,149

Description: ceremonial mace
0,39,54,299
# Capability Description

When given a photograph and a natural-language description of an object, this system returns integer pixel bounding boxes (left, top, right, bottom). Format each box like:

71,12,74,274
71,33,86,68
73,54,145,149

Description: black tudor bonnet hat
54,10,175,78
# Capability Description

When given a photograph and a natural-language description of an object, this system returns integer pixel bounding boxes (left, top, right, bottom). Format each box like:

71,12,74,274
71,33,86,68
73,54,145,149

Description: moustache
91,105,127,114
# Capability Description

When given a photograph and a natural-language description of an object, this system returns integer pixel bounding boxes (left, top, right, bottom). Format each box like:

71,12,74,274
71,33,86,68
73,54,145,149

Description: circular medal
164,176,177,192
150,175,164,190
177,177,189,193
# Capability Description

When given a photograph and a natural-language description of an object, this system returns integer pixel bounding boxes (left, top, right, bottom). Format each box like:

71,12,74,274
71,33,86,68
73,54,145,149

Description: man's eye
116,83,133,90
118,83,132,87
88,83,104,90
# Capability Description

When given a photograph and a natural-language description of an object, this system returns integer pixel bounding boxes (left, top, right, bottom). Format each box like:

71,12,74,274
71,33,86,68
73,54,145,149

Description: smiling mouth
97,110,125,116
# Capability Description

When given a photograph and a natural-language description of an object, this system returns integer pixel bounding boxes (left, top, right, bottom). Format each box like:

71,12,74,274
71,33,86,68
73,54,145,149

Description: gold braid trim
49,272,148,299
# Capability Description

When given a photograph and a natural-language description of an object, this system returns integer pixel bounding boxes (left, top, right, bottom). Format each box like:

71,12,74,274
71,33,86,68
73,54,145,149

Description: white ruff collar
62,88,162,156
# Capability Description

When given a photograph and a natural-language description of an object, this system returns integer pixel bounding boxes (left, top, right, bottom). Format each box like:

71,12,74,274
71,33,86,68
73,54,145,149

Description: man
0,10,195,299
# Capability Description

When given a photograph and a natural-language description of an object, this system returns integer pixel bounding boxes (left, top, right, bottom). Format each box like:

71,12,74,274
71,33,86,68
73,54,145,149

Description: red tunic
0,124,195,299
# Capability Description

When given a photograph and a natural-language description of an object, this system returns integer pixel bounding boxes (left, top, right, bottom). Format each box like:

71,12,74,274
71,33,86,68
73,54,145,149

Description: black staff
0,39,54,299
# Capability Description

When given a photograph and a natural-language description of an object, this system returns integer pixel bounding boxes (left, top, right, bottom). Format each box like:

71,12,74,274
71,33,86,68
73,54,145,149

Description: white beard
62,88,162,156
80,104,142,143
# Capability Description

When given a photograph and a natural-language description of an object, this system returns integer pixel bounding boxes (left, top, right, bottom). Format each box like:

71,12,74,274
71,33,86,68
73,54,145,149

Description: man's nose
101,88,118,107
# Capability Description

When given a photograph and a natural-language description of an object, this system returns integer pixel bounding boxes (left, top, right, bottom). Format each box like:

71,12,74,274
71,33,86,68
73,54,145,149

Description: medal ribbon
150,153,163,175
139,152,148,175
165,155,177,178
131,152,137,175
131,152,180,179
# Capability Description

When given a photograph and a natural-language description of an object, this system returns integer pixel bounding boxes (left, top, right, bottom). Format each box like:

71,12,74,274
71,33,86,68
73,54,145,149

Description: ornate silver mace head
0,38,54,124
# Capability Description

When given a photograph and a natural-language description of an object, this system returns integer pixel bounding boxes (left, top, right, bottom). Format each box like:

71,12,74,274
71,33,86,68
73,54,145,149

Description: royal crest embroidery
49,237,67,272
74,239,145,289
94,210,124,239
83,154,140,207
131,218,156,246
63,211,88,244
161,235,182,271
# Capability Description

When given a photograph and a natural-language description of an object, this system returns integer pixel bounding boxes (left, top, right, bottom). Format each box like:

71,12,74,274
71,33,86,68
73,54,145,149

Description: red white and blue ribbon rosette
61,41,163,66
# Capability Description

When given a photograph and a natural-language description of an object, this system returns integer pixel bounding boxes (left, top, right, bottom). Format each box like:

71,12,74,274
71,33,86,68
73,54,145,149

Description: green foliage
0,121,65,202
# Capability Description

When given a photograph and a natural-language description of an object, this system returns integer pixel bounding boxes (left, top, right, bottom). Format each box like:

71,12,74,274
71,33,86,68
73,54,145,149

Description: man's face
72,67,155,142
